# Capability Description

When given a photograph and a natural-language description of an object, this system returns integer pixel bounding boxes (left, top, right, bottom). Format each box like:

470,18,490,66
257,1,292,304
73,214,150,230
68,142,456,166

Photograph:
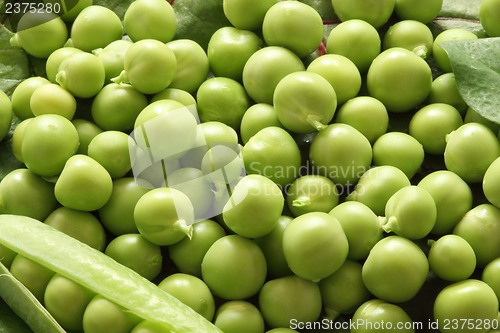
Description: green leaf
440,37,500,125
173,0,231,51
0,214,223,333
0,261,66,333
0,26,30,95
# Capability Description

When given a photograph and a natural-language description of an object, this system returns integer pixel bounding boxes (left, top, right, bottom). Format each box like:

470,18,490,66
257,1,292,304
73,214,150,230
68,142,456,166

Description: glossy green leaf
0,215,223,333
441,38,500,125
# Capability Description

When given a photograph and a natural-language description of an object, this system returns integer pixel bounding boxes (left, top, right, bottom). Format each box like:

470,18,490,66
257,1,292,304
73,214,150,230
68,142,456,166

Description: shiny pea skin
44,207,107,251
168,219,226,278
453,204,500,267
329,201,383,261
98,177,151,236
213,300,265,333
158,273,215,321
0,90,13,141
282,212,349,282
346,165,411,217
382,185,437,240
362,235,429,303
286,175,339,217
83,295,141,333
44,274,95,331
254,215,294,279
9,254,56,303
242,126,302,187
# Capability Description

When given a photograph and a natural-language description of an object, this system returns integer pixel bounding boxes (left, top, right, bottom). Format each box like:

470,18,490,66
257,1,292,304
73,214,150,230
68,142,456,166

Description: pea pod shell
0,214,222,333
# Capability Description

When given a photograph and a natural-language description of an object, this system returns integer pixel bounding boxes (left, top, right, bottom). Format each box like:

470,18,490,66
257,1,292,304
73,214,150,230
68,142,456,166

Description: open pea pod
0,214,223,333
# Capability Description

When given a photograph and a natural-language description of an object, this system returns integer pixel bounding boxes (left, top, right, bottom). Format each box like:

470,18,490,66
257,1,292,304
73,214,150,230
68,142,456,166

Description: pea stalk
0,214,223,333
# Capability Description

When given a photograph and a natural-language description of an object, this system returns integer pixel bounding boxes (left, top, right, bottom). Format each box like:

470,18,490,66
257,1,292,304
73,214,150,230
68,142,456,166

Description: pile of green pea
1,0,500,332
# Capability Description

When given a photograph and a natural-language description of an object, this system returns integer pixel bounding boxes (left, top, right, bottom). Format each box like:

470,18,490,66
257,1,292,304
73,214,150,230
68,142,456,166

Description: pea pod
0,214,223,333
0,261,65,333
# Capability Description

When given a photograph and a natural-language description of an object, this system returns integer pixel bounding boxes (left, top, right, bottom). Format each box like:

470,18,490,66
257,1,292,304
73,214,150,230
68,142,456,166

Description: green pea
382,185,437,240
91,83,148,132
286,175,339,217
326,19,381,73
444,123,500,183
482,257,500,302
166,39,210,94
319,260,371,319
242,46,305,104
240,103,283,144
44,207,107,251
282,212,349,282
242,126,301,187
0,243,16,268
346,165,411,216
123,0,177,43
69,5,123,52
417,170,473,235
10,254,55,303
54,154,113,211
11,76,50,120
309,123,373,186
151,88,197,107
21,114,79,177
434,279,498,333
427,72,468,115
334,96,389,144
114,39,177,95
87,130,133,179
258,275,322,329
72,118,103,155
197,77,251,130
351,299,415,333
483,156,500,208
168,219,226,278
134,187,195,246
105,234,162,281
10,12,68,58
45,46,82,83
93,39,133,83
213,300,265,333
83,295,141,333
158,273,215,321
98,177,150,236
307,54,362,106
464,107,500,134
453,204,500,267
372,131,425,179
409,103,464,155
11,118,32,162
222,174,284,238
362,236,429,303
0,168,57,221
56,51,106,99
44,274,95,331
428,234,476,282
273,71,337,133
29,82,77,120
329,201,383,261
0,90,13,142
254,215,294,278
201,235,267,300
